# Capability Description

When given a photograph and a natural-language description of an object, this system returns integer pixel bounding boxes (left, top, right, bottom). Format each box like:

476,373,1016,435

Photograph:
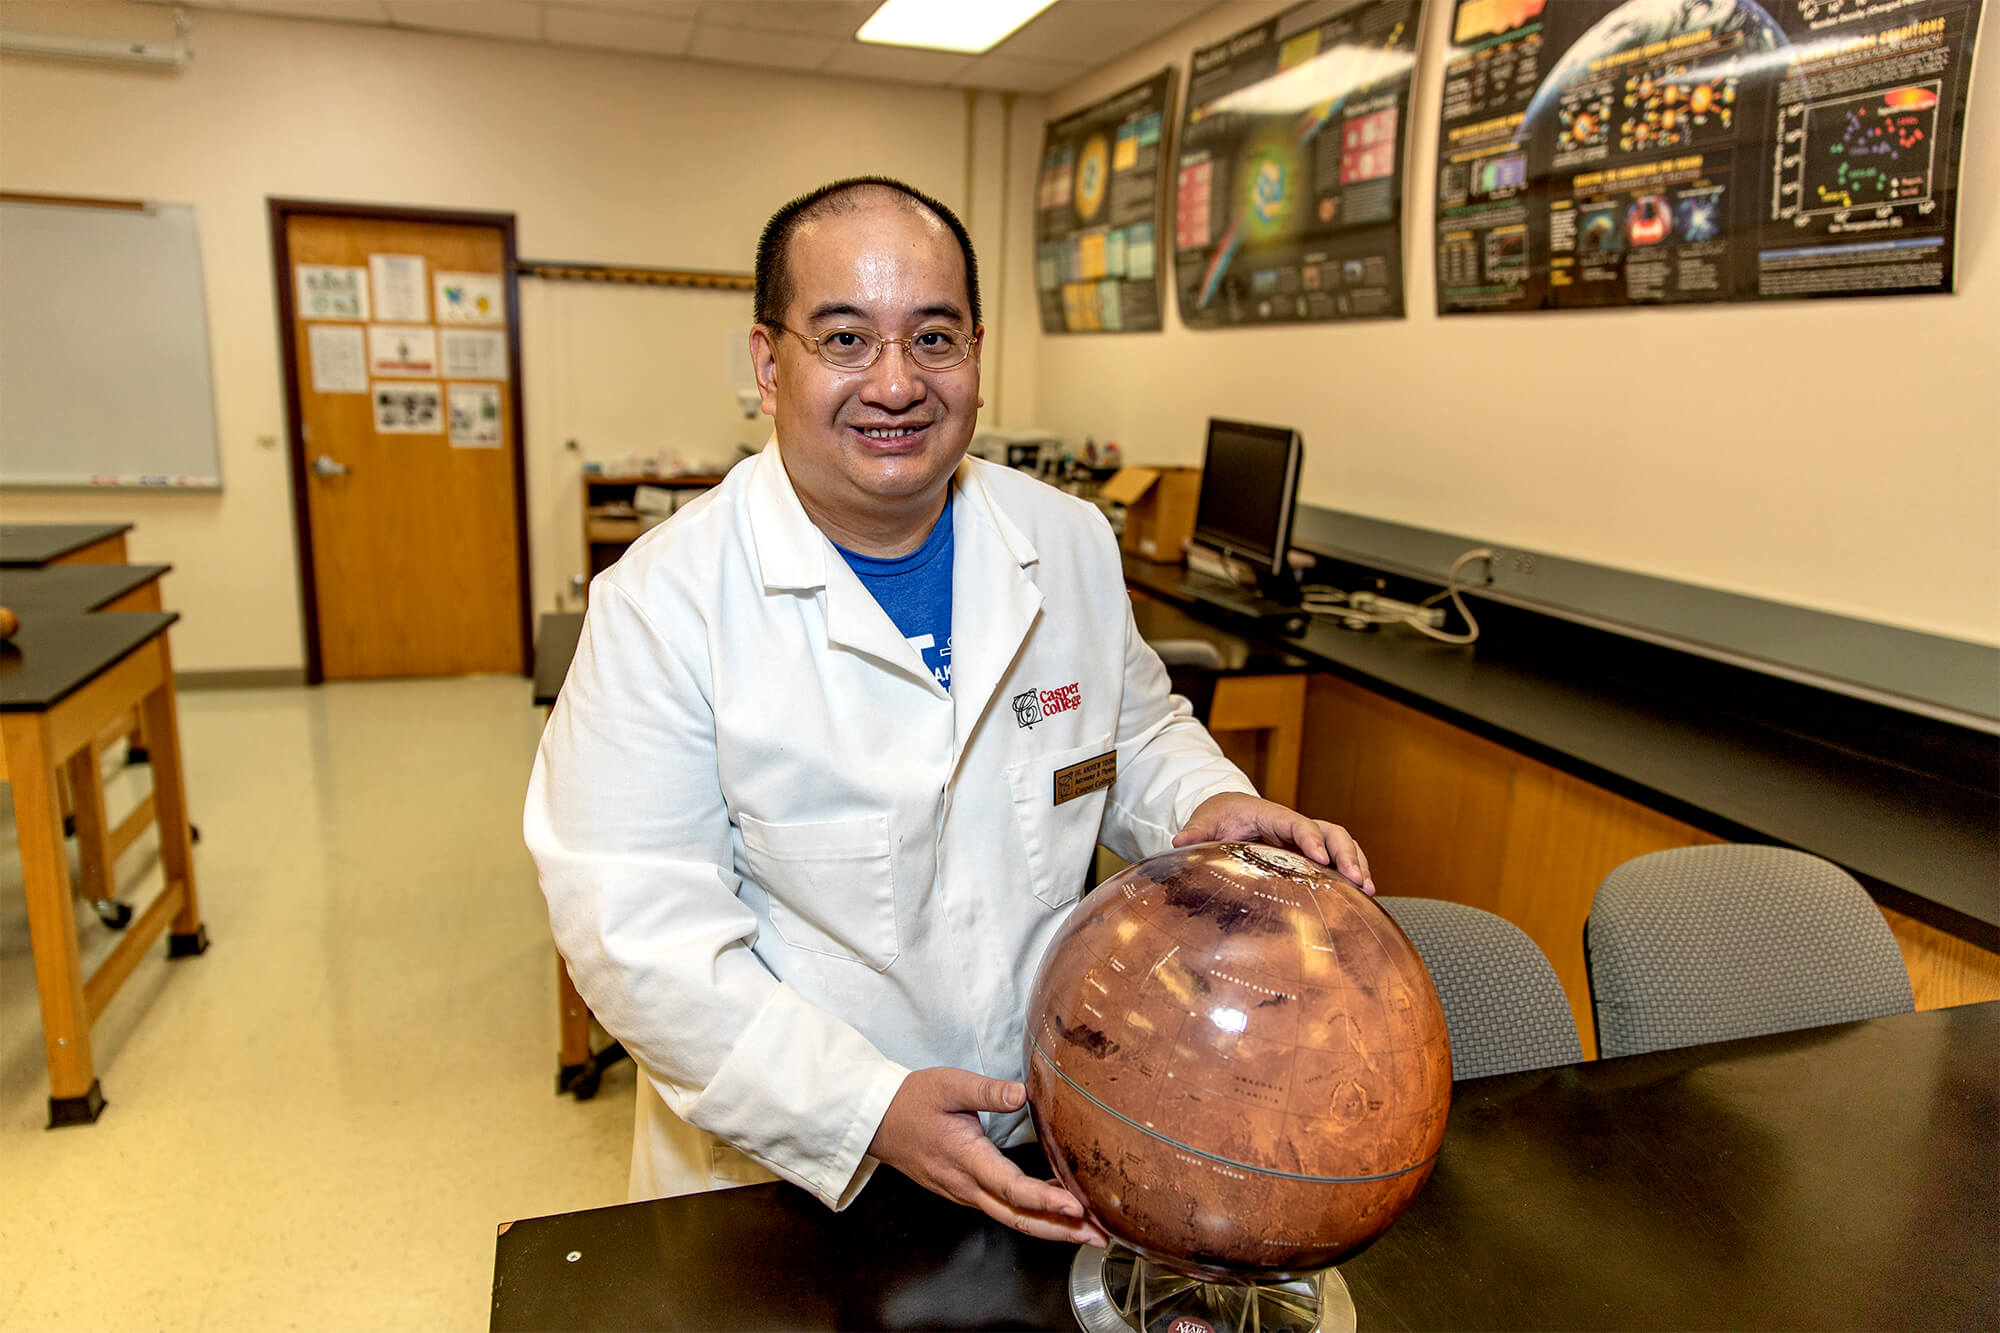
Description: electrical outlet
1488,549,1540,594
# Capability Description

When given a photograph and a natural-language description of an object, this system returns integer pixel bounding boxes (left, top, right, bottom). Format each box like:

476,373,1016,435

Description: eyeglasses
771,323,979,372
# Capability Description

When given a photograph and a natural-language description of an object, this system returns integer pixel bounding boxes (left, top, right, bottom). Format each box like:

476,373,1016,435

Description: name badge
1053,751,1117,805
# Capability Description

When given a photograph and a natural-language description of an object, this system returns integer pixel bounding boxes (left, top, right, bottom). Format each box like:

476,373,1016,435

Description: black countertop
0,564,171,614
0,522,134,567
0,611,177,711
490,1002,1999,1332
1126,593,1312,675
1124,558,1999,941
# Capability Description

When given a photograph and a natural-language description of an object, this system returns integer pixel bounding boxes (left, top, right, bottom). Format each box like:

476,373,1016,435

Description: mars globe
1025,842,1451,1282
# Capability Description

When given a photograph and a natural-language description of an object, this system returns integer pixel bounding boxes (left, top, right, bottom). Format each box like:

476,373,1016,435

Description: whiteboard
0,200,223,489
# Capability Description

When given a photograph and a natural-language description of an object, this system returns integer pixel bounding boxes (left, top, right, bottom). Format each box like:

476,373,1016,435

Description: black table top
1123,559,1999,940
0,522,134,567
0,564,170,614
1127,594,1311,676
491,1003,1997,1332
533,612,585,708
0,611,177,712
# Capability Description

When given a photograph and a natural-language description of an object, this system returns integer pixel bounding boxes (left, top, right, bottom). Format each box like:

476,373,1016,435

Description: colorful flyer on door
448,383,503,447
1036,68,1177,333
296,264,368,320
367,325,438,377
440,328,509,380
373,381,442,433
1175,0,1420,326
308,325,368,394
1433,0,1984,313
434,271,506,324
369,253,428,322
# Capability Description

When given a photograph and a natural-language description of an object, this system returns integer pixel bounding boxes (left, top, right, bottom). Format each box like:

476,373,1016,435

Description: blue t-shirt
834,493,954,692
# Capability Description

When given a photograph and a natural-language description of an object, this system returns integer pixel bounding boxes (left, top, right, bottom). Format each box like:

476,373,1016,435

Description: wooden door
274,203,528,681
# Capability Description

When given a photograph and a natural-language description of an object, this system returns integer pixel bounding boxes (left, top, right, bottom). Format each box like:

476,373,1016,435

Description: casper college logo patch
1012,681,1081,729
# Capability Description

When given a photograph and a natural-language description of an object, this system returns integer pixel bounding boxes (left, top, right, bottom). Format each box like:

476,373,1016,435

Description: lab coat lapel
825,563,940,689
748,441,941,692
949,464,1042,765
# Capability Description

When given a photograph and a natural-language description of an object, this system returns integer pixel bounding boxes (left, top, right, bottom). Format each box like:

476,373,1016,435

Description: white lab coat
524,442,1253,1209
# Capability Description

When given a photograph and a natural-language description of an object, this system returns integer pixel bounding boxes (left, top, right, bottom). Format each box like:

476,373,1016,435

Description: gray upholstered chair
1585,844,1914,1060
1375,896,1582,1080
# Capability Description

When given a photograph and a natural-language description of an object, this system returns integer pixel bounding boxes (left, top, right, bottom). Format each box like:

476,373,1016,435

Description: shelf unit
582,473,723,581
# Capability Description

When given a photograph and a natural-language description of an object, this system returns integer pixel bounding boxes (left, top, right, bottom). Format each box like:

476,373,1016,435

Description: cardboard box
1100,465,1201,564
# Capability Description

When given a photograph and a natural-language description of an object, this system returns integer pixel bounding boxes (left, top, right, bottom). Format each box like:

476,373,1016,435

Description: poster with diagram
373,381,441,433
434,271,506,324
448,383,502,447
296,264,368,320
1434,0,1983,313
367,325,438,377
1036,68,1177,333
1174,0,1421,326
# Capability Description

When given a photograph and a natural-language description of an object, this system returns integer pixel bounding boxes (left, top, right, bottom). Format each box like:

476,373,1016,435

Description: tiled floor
0,678,633,1331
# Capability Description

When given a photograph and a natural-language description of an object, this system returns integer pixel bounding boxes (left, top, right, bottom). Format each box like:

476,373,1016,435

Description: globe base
1069,1242,1356,1333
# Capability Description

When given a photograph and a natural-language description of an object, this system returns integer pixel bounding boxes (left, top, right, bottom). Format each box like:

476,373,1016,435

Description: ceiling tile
818,40,973,84
382,0,542,41
224,0,395,22
695,0,876,40
544,4,695,53
687,23,836,71
993,0,1212,64
951,52,1087,94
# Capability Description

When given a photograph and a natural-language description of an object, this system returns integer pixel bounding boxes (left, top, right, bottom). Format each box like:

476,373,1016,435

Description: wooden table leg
112,575,162,760
136,638,206,951
64,746,116,909
2,713,105,1125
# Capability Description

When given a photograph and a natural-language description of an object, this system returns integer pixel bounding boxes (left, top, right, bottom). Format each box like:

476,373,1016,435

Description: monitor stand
1176,567,1305,625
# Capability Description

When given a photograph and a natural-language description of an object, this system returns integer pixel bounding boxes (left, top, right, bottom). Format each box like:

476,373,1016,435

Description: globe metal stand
1069,1243,1356,1333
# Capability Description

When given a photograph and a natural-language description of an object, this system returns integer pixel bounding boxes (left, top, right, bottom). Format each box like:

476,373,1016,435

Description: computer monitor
1191,418,1302,601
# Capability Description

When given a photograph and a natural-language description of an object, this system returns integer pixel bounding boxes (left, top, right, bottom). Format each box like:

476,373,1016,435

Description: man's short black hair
754,176,981,331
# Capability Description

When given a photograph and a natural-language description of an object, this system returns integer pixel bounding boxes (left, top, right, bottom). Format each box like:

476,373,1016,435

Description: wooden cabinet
581,473,722,581
1293,673,1999,1058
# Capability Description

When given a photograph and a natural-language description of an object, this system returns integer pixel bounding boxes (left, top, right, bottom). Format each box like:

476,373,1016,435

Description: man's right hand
868,1066,1109,1247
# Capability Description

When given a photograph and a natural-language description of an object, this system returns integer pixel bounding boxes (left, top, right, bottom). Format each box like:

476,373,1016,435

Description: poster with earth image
1435,0,1984,313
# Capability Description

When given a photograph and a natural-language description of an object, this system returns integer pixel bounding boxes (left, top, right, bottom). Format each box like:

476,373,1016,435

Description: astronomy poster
1434,0,1983,314
1036,69,1177,333
1174,0,1422,327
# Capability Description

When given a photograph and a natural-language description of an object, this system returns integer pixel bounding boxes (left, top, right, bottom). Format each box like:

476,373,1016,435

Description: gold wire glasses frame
771,323,979,372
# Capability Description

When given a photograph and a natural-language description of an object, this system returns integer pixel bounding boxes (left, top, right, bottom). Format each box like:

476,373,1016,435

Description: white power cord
1300,548,1494,645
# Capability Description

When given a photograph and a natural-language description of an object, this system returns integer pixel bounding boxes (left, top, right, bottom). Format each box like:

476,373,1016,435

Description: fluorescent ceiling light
856,0,1060,55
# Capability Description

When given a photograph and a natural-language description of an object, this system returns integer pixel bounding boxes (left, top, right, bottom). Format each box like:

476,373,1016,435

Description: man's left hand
1173,793,1374,893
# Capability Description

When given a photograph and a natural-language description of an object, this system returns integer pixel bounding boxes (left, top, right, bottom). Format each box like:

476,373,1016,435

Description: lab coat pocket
1007,733,1114,909
739,812,899,971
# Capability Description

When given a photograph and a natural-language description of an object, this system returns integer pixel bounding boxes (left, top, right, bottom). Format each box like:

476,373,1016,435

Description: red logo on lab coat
1013,682,1081,728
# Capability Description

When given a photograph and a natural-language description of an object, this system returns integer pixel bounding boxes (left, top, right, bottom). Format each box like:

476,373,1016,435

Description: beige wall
1034,2,2000,646
0,3,1034,669
6,2,1992,663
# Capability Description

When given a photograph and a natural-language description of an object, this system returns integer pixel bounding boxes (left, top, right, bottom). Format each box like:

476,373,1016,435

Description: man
525,177,1372,1246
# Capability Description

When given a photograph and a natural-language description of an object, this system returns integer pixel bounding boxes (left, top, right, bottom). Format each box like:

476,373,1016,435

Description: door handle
312,454,350,478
